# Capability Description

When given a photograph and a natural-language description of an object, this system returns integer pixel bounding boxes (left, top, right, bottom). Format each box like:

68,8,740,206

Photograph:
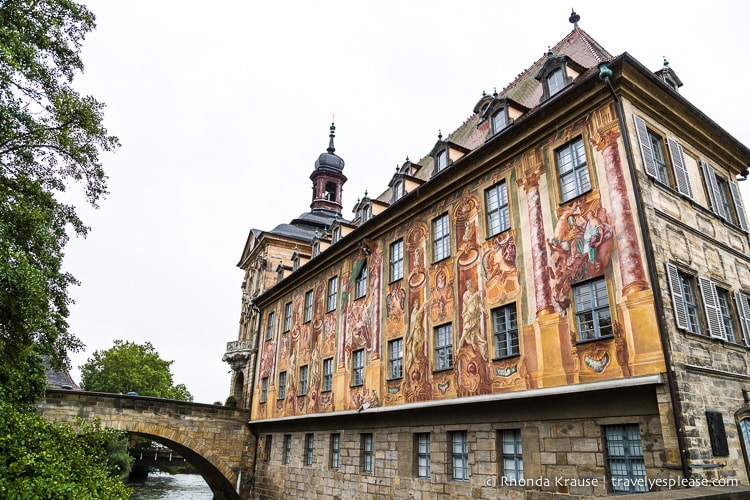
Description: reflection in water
129,471,212,499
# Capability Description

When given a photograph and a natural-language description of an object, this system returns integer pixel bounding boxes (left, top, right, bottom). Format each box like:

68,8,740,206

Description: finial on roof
493,87,498,97
482,90,486,97
546,45,553,56
663,56,669,67
406,155,409,162
569,9,580,29
327,121,336,153
438,130,443,141
364,189,368,198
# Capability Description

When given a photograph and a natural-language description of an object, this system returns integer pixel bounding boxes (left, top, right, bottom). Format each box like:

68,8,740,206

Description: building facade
225,15,750,499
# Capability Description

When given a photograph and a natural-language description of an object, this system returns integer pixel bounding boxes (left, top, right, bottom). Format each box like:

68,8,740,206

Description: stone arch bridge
36,389,256,500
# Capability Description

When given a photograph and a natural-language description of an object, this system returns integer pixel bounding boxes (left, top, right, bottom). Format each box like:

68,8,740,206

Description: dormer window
292,254,300,271
393,181,404,202
361,204,372,223
312,241,320,258
546,68,565,96
436,150,448,173
332,226,341,243
491,108,507,134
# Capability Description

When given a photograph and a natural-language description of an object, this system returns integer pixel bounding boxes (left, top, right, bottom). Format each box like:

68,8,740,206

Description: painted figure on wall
430,266,454,322
456,277,492,396
481,230,521,304
547,195,615,314
405,298,432,402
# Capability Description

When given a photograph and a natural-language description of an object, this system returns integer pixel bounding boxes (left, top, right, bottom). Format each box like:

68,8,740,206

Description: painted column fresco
405,222,432,402
590,104,648,295
518,151,554,315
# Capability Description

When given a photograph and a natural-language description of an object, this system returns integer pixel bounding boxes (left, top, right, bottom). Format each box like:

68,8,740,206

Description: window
265,311,275,341
434,324,454,370
574,278,612,341
604,424,647,493
450,431,469,481
330,433,341,469
556,138,590,202
362,204,372,223
491,108,507,134
278,371,287,400
633,115,694,198
264,435,272,463
299,365,308,396
717,289,738,344
436,149,448,172
432,213,451,262
304,290,313,323
312,241,320,258
355,261,367,299
327,277,338,312
703,161,748,231
666,264,703,335
292,254,300,272
283,434,291,465
361,433,373,473
322,358,333,392
304,433,314,466
388,338,403,380
415,433,430,478
706,411,729,457
283,302,292,332
389,239,404,282
734,291,750,346
260,377,269,403
393,180,404,201
485,181,510,237
740,419,750,467
546,68,565,96
500,430,523,483
352,349,364,386
332,226,341,243
492,304,519,358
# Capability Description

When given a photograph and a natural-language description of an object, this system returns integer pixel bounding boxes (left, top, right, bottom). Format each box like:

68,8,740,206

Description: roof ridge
574,27,614,62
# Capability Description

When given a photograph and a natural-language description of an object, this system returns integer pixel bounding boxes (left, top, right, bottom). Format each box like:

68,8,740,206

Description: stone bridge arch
36,389,256,500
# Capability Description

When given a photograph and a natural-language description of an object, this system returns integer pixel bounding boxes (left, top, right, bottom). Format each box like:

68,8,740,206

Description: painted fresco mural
250,103,666,421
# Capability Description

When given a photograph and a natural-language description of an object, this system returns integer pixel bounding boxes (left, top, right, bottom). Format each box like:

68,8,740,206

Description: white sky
64,0,750,404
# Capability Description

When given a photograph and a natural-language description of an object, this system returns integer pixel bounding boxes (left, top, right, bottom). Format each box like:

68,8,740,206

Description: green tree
0,0,119,403
80,340,194,401
0,402,131,499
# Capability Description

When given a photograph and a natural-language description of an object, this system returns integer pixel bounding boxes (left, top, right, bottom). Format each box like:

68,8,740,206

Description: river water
128,472,213,499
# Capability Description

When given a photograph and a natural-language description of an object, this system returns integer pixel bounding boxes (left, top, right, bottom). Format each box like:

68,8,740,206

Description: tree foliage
0,402,131,499
80,340,194,401
0,0,119,403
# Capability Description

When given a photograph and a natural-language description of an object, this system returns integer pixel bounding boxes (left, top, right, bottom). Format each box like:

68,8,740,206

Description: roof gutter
598,61,691,482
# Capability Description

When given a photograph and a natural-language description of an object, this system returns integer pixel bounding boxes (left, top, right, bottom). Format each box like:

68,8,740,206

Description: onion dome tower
310,122,347,214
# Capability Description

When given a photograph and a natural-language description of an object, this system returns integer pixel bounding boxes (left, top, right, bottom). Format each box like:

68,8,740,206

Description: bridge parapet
37,390,255,500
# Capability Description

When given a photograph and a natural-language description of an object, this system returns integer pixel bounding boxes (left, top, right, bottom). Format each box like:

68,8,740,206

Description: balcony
222,339,254,371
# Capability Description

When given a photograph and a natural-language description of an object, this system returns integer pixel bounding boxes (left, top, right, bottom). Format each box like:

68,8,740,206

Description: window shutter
728,181,749,231
702,162,727,220
667,138,693,199
734,291,750,346
698,277,726,340
706,411,730,457
633,115,657,178
665,263,688,330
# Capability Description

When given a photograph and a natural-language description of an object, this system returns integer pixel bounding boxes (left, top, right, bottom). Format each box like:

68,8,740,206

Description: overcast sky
64,0,750,403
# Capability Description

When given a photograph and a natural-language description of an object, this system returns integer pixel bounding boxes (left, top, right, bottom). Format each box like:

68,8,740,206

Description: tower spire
327,122,336,153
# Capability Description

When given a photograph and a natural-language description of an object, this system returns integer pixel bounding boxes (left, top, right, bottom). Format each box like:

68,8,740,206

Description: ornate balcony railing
225,339,253,353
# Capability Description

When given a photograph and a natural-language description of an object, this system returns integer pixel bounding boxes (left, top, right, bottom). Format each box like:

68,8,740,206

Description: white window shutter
728,181,749,231
667,138,693,199
633,115,657,178
734,291,750,346
698,277,726,340
702,162,727,220
666,263,689,330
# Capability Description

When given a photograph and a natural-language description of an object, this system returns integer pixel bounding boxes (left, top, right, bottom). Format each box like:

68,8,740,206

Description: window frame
415,433,431,478
326,276,338,312
492,303,520,359
263,434,273,463
303,290,313,323
260,377,269,403
354,261,367,299
304,433,314,467
393,180,404,202
604,424,647,494
500,429,524,483
432,213,451,263
556,137,591,203
352,349,365,386
485,180,510,237
702,161,748,231
573,278,613,341
361,433,373,473
546,67,566,97
283,301,292,332
435,149,448,173
389,239,404,282
298,365,308,396
322,358,333,392
388,338,403,380
278,371,287,400
330,433,341,469
265,311,276,341
282,434,291,465
490,107,508,135
450,430,469,481
434,323,454,371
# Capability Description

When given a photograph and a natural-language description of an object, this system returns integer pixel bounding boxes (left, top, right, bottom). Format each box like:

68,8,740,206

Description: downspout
598,62,691,482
